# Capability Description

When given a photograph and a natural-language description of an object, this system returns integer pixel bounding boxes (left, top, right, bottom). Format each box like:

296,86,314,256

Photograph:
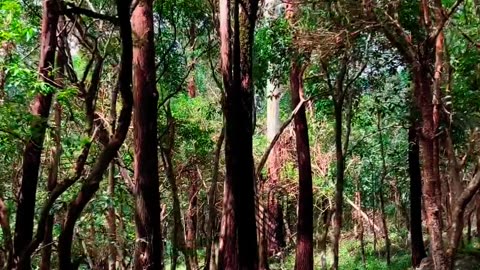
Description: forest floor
163,236,480,269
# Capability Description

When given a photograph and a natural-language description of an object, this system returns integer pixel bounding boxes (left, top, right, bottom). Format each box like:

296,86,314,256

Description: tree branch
64,2,119,25
256,98,307,177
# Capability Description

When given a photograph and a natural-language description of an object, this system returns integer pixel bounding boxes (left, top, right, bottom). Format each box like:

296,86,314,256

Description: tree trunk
413,63,446,270
332,101,345,270
290,62,313,270
377,112,391,265
447,163,480,262
0,197,13,269
319,200,331,270
107,85,118,270
161,103,190,270
13,1,59,268
205,126,224,270
41,14,66,268
264,56,283,266
408,121,427,268
218,0,260,269
131,1,164,269
40,102,62,270
186,170,199,270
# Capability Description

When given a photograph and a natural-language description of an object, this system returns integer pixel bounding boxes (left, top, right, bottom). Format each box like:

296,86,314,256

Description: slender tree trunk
0,197,13,269
131,1,163,269
107,85,118,270
290,62,313,270
40,103,62,270
467,210,473,244
353,176,366,267
13,1,59,268
377,113,391,265
447,164,480,262
186,170,199,270
319,201,331,270
332,101,344,270
205,126,224,270
408,122,427,268
161,103,190,270
218,0,260,269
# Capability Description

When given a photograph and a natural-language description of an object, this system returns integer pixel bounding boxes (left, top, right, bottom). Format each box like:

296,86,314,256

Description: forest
0,0,480,269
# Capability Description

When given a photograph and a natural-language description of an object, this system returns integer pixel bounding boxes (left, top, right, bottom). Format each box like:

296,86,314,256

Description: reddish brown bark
291,62,313,270
57,1,133,267
414,63,446,270
185,170,199,269
218,0,260,269
132,1,163,269
13,1,59,268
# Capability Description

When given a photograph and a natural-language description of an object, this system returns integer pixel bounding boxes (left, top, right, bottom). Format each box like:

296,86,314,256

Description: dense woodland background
0,0,480,269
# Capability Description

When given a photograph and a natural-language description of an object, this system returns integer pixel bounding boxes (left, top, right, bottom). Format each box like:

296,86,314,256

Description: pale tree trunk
259,2,286,261
263,55,283,270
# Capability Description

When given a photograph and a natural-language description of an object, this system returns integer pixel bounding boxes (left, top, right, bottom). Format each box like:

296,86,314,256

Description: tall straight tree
290,61,314,270
217,0,260,269
13,0,59,268
131,0,163,269
286,2,313,269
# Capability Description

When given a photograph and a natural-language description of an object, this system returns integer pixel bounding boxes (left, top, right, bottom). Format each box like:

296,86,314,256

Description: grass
270,236,412,270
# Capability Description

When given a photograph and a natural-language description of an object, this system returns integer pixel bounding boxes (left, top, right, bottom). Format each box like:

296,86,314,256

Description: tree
218,0,260,268
57,0,134,267
131,0,164,269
